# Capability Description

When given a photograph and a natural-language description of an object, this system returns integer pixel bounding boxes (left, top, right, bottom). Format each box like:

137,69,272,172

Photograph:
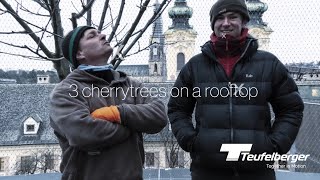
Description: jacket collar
201,35,258,63
210,28,249,58
66,68,129,86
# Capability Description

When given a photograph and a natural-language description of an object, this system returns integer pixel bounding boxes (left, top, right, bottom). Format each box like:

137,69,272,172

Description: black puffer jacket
168,37,304,179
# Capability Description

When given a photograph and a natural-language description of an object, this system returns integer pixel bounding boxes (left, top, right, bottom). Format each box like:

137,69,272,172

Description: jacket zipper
227,40,252,142
228,39,253,177
228,81,234,143
229,82,239,176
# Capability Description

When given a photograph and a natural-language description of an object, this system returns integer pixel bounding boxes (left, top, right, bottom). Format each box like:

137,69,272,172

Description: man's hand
91,105,121,124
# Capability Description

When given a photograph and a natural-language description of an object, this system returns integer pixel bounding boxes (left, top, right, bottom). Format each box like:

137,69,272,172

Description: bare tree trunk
52,59,72,80
50,0,70,80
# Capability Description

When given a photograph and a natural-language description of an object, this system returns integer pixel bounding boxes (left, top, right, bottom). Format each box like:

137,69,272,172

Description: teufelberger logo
220,144,310,163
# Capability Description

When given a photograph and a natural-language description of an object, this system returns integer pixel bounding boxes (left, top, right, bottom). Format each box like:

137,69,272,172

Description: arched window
177,53,185,71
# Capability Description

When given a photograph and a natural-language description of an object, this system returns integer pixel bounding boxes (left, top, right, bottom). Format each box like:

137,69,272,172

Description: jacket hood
201,35,259,62
65,69,129,85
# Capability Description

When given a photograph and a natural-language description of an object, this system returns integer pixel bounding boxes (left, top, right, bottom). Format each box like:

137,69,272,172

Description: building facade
164,0,197,81
246,0,273,51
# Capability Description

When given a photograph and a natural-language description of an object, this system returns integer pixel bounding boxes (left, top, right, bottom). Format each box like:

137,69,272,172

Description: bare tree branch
107,5,115,37
113,0,171,69
98,0,110,31
80,0,85,7
48,0,71,80
0,30,43,34
110,0,151,66
0,51,63,61
15,0,50,17
86,0,92,26
14,146,60,174
107,0,125,42
36,10,52,54
125,42,156,58
101,17,113,31
14,0,19,13
111,24,128,48
0,7,62,38
1,0,68,80
1,0,172,80
49,0,63,57
70,0,95,28
0,40,57,61
123,0,170,56
0,0,53,58
32,0,50,11
158,128,187,168
70,1,96,28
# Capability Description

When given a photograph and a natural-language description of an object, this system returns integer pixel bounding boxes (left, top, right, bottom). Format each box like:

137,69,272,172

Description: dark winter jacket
168,37,304,179
50,69,167,180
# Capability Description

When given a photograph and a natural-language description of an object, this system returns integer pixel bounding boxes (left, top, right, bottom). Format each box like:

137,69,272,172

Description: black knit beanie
62,26,95,68
209,0,250,31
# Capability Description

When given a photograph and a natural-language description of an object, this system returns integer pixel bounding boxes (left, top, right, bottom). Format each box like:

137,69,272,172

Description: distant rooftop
117,65,149,76
0,84,57,146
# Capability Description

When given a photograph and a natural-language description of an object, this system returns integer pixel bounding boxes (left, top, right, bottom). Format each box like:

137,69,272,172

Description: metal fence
0,170,320,180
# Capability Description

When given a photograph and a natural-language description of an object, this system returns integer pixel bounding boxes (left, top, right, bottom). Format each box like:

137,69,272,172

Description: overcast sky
0,0,319,71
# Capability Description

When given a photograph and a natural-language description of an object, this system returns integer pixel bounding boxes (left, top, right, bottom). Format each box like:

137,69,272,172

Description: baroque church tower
148,0,166,82
246,0,273,51
164,0,197,81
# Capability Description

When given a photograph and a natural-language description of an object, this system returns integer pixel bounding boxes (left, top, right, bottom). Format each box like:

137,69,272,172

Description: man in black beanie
50,26,167,180
168,0,304,179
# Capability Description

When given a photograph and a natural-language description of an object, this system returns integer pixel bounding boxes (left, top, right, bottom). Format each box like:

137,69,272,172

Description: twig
126,42,156,57
107,0,125,42
15,0,50,17
0,51,63,61
0,0,54,57
0,7,62,38
36,11,52,53
98,0,110,31
0,30,42,34
32,0,50,11
0,40,52,60
110,0,151,66
113,0,171,69
70,0,95,28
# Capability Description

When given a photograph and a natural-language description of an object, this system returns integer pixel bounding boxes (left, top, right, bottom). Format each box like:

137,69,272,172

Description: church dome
168,0,193,18
246,0,268,14
246,0,268,26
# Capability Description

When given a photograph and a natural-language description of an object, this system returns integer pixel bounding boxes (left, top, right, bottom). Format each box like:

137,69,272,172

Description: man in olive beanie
51,26,167,180
168,0,304,179
209,0,250,31
61,26,94,68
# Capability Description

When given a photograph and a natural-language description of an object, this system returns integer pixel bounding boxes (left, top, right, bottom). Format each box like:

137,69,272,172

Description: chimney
37,74,50,84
